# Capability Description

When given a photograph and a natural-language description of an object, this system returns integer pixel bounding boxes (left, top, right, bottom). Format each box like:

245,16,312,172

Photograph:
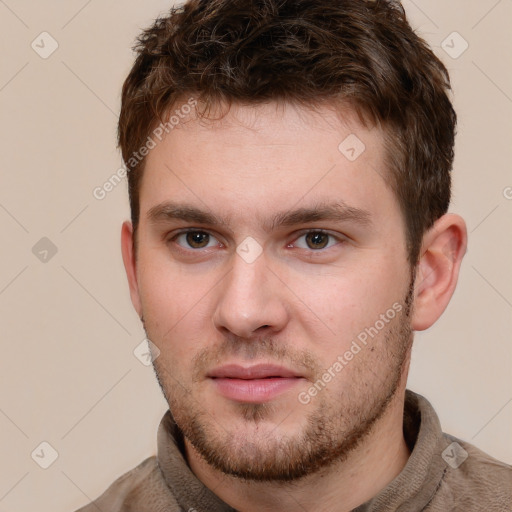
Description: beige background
0,1,511,510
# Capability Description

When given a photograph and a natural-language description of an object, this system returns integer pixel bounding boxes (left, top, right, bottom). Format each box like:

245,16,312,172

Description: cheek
290,261,406,344
137,257,216,357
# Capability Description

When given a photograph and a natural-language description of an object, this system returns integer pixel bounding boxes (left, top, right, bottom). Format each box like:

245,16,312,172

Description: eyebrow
146,201,373,232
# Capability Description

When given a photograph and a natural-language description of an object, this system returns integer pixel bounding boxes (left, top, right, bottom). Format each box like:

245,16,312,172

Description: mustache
190,336,322,383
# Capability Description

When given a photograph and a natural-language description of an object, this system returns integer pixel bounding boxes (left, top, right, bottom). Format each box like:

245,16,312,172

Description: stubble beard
148,282,414,482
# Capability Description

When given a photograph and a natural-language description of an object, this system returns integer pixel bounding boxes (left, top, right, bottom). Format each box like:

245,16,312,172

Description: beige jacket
76,390,512,511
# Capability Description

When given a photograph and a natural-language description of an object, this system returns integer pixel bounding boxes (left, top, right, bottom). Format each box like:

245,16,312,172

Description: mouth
207,364,305,403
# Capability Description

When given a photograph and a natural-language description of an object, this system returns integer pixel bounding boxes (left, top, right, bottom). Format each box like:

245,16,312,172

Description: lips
208,364,304,403
208,364,301,380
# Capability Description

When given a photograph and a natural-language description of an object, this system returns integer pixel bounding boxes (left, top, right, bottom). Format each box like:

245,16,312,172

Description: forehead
139,101,397,231
170,100,378,149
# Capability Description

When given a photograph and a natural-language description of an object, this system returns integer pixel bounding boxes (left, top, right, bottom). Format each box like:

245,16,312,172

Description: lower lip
211,377,302,402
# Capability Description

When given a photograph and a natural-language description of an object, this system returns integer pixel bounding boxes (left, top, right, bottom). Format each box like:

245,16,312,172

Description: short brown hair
118,0,456,265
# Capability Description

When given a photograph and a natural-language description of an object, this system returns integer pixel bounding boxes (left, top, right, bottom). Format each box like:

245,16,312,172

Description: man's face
130,101,414,480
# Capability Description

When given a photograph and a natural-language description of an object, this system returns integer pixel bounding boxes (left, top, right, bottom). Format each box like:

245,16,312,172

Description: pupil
307,232,328,249
187,232,209,248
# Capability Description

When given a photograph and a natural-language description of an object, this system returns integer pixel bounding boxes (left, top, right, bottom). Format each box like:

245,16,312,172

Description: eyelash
167,229,346,252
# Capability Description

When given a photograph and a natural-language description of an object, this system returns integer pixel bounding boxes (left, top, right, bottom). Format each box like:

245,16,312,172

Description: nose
212,249,290,340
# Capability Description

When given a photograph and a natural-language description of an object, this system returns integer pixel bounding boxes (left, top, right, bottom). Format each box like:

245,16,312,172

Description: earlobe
411,214,467,331
121,221,143,317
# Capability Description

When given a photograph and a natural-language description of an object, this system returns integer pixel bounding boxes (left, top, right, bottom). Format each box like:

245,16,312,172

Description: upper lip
208,364,302,379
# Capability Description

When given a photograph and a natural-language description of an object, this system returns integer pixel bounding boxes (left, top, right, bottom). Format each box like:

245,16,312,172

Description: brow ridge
146,201,373,232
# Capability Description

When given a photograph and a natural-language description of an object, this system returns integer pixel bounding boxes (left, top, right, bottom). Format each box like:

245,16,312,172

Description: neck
185,387,411,512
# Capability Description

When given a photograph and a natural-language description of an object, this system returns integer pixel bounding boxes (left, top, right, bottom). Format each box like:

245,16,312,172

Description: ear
121,221,142,318
411,213,467,331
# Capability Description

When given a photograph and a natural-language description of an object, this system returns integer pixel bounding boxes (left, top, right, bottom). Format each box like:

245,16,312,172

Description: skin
121,101,467,512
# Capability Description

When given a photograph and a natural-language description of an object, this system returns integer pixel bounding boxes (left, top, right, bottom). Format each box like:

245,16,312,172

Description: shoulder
431,434,512,511
73,456,182,512
402,391,511,511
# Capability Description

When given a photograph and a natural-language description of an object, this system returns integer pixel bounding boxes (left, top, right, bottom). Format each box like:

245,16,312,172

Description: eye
291,230,341,250
172,230,220,250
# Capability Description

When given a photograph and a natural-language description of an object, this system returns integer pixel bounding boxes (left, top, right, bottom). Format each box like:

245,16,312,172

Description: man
77,0,512,510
